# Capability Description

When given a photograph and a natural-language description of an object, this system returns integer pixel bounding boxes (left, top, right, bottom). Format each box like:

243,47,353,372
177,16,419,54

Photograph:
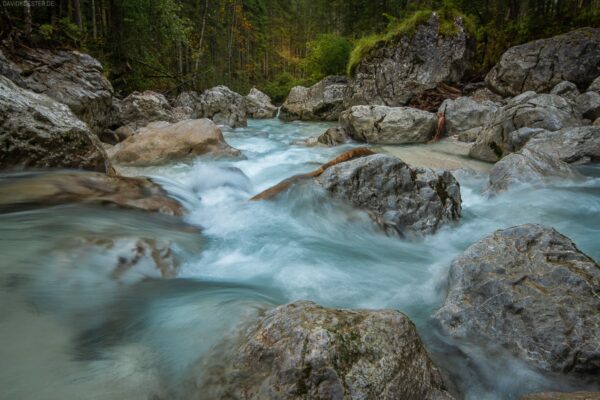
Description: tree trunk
23,1,32,38
91,0,97,39
72,0,82,28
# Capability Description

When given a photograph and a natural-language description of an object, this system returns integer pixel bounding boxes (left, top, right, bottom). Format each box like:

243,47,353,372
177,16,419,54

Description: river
1,118,599,399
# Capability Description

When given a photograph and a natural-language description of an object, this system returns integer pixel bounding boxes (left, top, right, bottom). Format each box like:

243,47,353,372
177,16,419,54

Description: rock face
195,86,247,128
316,154,461,236
434,224,600,375
469,92,583,162
486,28,600,96
116,91,176,130
346,12,471,107
440,97,499,139
485,148,582,196
193,301,454,400
245,88,277,119
279,76,347,121
340,105,437,144
524,126,600,165
0,76,112,174
0,47,114,134
0,170,183,216
108,119,241,166
589,76,600,94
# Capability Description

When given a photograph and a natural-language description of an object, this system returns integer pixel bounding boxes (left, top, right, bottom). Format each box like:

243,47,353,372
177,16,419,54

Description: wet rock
245,88,277,119
440,97,499,138
485,148,582,196
0,76,113,174
434,224,600,375
486,28,600,96
523,126,600,165
279,76,347,121
316,153,461,236
195,86,247,128
192,301,454,400
0,170,184,216
469,92,583,162
0,47,114,134
340,105,436,144
108,119,241,166
117,91,176,130
575,92,600,121
346,12,471,107
520,392,600,400
550,81,580,101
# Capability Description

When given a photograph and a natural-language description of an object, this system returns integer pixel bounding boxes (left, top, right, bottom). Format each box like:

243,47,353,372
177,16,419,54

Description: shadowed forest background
1,0,599,100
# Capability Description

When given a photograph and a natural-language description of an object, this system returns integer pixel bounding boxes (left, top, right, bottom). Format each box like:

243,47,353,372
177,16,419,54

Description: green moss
347,7,475,76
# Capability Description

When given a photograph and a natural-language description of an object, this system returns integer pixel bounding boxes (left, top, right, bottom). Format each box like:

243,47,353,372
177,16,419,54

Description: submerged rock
295,127,350,147
245,88,277,119
523,126,600,165
485,148,582,196
191,301,454,400
469,92,582,162
0,47,114,134
279,76,347,121
340,105,437,144
0,170,183,216
195,85,247,128
434,224,600,376
0,76,113,174
117,91,176,129
108,119,241,166
346,12,471,107
486,28,600,96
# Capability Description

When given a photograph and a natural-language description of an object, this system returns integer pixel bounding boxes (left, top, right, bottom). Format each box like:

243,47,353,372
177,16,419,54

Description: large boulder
0,47,114,134
315,154,461,237
279,76,347,121
440,97,499,139
469,92,583,162
0,170,183,216
434,224,600,375
523,126,600,165
245,88,277,119
486,28,600,96
195,86,247,128
116,91,176,130
485,148,582,196
253,150,461,237
340,105,437,144
0,76,112,174
346,12,471,107
191,301,454,400
108,119,241,166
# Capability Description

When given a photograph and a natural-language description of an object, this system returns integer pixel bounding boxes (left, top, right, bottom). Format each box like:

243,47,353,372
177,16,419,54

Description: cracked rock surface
434,224,600,376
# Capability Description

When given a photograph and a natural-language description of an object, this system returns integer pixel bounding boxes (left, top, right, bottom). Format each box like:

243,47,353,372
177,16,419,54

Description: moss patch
347,7,474,76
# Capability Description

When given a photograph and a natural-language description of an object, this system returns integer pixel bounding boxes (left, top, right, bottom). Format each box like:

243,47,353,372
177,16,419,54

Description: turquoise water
0,118,599,399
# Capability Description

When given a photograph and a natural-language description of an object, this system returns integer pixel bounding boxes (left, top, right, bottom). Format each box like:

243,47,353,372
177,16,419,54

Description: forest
1,0,598,99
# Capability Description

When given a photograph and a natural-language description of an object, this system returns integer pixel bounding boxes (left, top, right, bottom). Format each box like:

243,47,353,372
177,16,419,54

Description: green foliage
262,72,304,104
303,34,352,80
34,18,81,47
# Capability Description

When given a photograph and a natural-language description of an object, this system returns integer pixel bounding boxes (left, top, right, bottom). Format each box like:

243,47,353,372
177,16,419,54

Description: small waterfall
275,106,281,119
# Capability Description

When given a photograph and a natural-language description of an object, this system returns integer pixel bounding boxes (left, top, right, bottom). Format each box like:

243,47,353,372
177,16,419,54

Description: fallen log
251,147,375,201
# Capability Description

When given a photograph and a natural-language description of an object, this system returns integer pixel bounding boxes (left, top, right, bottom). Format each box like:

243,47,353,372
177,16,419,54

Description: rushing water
1,118,599,400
